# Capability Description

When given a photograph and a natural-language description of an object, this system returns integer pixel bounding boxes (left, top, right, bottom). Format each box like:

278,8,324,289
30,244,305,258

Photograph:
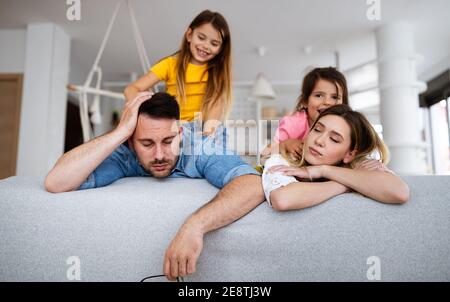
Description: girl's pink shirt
274,110,310,143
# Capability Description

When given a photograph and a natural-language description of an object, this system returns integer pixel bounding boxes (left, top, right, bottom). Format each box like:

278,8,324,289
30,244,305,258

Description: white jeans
262,154,298,206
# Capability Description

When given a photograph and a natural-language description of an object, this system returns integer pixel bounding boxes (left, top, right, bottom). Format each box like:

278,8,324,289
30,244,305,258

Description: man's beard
145,158,177,178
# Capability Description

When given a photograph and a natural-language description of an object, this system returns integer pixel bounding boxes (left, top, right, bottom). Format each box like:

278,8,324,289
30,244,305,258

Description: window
428,99,450,174
344,61,383,137
420,69,450,174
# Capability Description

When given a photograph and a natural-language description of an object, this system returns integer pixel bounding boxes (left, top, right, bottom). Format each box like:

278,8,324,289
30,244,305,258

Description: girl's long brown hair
283,104,389,168
295,67,349,112
175,10,232,121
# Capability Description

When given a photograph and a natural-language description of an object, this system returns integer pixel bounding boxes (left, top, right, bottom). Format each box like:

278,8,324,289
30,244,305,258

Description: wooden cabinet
0,74,23,179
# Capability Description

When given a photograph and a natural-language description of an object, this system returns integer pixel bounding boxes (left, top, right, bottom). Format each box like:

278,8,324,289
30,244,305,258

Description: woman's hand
268,165,325,181
280,139,303,160
354,159,390,172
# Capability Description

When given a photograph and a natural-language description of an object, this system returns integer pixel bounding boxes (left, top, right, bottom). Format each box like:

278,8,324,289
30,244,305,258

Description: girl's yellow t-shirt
150,56,207,121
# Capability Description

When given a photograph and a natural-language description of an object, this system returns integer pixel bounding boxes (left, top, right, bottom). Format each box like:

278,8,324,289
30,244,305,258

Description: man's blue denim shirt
79,122,259,190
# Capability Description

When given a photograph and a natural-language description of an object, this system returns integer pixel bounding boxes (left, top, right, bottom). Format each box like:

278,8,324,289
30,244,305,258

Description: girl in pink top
261,67,349,163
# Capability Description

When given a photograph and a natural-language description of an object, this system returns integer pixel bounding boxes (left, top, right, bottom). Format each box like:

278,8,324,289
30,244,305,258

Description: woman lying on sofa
261,104,410,211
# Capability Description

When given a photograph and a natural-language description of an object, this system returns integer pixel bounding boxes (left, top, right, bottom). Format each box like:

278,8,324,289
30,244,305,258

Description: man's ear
128,136,135,152
343,149,357,164
170,120,183,137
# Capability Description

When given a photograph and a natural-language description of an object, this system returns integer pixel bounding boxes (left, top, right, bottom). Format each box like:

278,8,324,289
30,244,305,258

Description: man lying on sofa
45,91,265,281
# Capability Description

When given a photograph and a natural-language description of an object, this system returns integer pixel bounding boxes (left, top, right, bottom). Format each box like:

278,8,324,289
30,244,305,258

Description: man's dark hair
138,92,180,120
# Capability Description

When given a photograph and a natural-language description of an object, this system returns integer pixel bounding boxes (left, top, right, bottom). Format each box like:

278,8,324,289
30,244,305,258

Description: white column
16,23,71,177
376,22,427,174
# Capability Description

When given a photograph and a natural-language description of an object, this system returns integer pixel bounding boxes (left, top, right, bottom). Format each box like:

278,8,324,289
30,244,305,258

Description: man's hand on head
115,91,154,140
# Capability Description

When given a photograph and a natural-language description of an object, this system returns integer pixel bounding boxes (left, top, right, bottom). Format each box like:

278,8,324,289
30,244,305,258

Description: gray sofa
0,175,449,281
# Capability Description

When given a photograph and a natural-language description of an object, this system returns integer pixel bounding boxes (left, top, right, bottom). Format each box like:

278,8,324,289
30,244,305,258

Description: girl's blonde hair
295,67,349,112
283,104,389,168
175,10,232,121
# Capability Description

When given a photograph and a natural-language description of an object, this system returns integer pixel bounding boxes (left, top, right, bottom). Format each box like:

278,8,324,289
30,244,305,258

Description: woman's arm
270,165,410,204
124,71,160,102
270,180,348,211
321,166,409,204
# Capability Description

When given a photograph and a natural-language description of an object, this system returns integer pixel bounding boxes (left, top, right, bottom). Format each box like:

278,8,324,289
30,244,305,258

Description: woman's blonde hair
283,104,389,168
175,10,232,121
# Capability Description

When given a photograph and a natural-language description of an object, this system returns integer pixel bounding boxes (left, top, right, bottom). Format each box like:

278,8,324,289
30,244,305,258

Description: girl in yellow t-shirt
124,10,232,134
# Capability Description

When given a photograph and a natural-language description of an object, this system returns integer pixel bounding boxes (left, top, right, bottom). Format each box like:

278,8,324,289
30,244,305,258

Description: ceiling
1,0,450,84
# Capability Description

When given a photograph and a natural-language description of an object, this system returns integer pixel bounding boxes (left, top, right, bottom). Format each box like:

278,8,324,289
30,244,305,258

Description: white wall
337,33,377,72
0,29,26,73
419,55,450,83
16,23,71,177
